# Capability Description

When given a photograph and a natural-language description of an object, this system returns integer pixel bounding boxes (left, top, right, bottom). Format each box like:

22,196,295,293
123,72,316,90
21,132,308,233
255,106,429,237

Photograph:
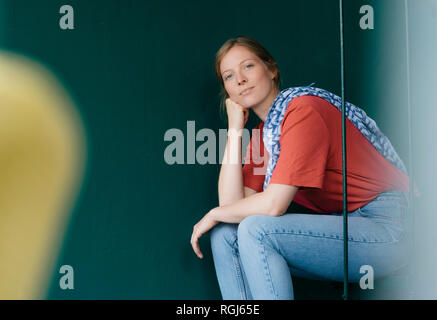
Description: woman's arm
244,186,258,197
213,184,299,223
191,183,298,258
217,129,245,206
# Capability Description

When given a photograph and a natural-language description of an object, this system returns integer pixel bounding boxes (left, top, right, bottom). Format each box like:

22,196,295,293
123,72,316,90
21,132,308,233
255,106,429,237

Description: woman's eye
224,74,233,80
245,64,253,69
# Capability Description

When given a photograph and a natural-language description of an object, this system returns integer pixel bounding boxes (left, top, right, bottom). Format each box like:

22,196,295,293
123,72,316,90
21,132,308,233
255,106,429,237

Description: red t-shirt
242,95,410,213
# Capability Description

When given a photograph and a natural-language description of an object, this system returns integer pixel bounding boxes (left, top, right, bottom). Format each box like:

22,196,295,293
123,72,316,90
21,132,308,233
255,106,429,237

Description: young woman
190,36,411,300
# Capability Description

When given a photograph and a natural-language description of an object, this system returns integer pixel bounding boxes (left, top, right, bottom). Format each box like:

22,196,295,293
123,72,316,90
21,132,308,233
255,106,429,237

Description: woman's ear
270,67,277,81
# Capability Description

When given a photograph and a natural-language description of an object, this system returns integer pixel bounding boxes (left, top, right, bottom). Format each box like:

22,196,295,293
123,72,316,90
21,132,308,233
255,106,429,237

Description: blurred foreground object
0,51,86,299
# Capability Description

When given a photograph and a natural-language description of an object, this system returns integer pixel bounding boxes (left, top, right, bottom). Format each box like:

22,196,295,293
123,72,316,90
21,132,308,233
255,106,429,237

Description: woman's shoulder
288,94,327,107
284,95,334,119
281,96,332,130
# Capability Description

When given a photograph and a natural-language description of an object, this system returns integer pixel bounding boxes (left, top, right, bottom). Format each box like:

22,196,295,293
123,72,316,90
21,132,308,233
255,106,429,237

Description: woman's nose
236,72,247,85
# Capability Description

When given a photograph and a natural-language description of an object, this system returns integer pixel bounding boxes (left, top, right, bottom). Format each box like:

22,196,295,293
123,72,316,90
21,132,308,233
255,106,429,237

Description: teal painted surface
0,0,413,299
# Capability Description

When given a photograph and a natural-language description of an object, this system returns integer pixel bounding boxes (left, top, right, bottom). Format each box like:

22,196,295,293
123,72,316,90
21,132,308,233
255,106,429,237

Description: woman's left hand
191,209,219,259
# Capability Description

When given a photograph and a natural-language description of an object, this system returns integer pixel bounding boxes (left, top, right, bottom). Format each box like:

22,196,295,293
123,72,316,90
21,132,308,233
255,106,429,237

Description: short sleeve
269,103,330,189
242,123,268,192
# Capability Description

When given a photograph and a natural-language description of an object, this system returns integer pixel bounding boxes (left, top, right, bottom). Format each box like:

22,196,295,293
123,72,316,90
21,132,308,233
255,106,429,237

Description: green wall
0,0,412,299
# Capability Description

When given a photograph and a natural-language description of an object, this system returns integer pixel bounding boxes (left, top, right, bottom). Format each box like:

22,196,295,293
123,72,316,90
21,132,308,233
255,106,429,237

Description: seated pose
190,36,411,300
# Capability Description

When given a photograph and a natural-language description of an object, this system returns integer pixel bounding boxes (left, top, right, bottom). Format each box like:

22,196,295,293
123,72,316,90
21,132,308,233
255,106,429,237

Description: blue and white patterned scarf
262,86,408,190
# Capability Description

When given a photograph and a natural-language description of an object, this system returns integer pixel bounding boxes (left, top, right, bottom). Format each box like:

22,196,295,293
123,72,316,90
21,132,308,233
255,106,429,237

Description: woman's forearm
212,190,274,224
218,129,244,206
212,184,299,224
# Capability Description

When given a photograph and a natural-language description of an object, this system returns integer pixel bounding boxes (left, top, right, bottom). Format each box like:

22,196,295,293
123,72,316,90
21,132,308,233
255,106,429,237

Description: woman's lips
240,87,254,96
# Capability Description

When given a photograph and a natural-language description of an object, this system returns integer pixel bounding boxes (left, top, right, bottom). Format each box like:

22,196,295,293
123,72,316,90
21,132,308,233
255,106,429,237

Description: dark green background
0,0,412,299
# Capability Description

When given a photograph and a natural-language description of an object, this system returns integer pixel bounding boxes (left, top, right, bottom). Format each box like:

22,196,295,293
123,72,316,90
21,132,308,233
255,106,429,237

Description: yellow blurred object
0,51,86,299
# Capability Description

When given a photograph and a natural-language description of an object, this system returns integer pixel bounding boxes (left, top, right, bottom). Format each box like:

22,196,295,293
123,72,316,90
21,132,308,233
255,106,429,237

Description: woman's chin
239,97,258,109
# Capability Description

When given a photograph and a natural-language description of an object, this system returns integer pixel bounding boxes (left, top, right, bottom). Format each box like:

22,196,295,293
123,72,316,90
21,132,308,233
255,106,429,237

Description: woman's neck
251,88,280,122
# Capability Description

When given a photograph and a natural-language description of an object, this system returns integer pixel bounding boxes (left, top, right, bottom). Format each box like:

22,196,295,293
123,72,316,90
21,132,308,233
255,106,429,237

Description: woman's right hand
225,98,249,131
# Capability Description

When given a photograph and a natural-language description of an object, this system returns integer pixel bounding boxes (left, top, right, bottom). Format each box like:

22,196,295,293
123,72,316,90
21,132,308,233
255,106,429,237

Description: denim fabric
210,190,410,300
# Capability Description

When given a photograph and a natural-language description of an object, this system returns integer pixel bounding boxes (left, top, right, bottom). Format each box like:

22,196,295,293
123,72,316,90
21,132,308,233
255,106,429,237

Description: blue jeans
210,190,410,300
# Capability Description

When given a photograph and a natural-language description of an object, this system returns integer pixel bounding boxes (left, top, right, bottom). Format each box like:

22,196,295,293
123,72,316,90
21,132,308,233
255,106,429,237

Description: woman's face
220,45,276,108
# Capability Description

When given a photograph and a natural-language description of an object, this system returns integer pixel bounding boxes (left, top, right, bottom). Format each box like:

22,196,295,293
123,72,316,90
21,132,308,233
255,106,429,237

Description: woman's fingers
226,98,245,112
191,227,203,259
191,213,218,259
225,98,248,130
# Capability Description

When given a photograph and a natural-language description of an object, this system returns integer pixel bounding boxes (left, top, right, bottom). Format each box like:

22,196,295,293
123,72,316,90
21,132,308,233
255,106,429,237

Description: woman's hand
225,98,249,131
191,209,219,259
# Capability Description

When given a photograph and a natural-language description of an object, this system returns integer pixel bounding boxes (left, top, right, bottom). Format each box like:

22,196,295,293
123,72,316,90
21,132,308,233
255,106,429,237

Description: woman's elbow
268,206,286,217
264,184,298,217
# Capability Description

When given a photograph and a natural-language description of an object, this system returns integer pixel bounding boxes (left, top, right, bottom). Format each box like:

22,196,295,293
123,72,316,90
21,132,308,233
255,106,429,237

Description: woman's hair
214,36,281,113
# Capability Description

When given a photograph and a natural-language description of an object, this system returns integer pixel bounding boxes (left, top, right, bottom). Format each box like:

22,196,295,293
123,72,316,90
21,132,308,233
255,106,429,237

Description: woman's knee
237,214,272,244
210,222,239,250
